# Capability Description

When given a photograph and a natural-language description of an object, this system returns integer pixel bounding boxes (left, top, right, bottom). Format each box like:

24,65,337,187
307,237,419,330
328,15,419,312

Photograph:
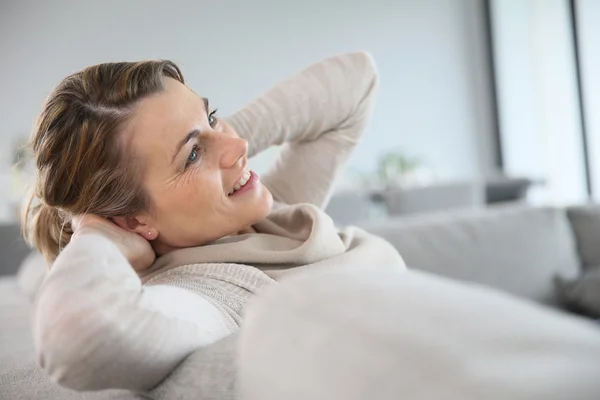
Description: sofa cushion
358,204,581,304
555,268,600,318
566,204,600,271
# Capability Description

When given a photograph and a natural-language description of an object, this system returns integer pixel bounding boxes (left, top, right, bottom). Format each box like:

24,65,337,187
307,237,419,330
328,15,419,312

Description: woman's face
122,78,273,253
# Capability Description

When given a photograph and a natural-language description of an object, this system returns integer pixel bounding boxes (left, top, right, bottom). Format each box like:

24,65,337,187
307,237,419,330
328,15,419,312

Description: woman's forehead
124,79,206,159
136,79,203,131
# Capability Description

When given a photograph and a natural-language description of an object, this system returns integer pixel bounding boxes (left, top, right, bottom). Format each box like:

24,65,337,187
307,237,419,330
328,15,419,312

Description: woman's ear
111,215,156,240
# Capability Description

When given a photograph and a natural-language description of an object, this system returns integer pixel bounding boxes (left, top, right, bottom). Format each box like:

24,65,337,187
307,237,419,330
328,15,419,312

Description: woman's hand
71,214,156,271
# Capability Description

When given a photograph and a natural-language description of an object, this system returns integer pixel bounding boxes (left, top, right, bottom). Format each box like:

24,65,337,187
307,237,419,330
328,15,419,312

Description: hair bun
22,196,73,264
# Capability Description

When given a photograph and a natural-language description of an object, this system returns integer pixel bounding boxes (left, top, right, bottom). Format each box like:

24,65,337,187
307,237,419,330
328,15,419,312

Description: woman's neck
236,226,257,235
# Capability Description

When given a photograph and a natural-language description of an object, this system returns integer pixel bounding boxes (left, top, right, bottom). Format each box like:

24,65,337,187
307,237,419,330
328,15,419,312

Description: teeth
229,170,251,195
239,170,251,185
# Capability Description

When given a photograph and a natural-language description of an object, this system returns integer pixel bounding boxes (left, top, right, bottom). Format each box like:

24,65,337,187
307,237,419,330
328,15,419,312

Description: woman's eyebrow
202,97,209,116
172,129,200,164
171,97,210,164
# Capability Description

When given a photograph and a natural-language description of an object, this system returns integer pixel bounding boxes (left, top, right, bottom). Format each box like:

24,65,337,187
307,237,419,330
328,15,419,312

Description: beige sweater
33,52,406,392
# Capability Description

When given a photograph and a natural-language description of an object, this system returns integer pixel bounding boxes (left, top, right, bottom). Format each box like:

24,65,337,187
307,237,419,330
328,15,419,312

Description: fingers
71,214,108,232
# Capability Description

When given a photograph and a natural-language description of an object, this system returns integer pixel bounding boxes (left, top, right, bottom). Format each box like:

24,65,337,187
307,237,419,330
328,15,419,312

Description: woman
25,52,406,391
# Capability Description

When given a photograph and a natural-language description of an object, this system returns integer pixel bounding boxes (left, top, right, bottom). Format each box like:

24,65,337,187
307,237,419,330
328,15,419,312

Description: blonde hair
22,60,185,263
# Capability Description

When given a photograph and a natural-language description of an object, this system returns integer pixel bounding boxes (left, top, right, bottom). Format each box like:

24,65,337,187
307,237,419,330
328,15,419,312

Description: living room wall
0,0,496,217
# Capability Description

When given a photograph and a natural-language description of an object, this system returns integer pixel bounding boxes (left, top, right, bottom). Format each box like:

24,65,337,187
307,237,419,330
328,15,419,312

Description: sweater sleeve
226,52,379,208
33,234,232,392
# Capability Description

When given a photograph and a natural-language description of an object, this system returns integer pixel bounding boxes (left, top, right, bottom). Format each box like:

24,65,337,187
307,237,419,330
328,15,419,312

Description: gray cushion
555,268,600,318
359,204,581,304
567,204,600,271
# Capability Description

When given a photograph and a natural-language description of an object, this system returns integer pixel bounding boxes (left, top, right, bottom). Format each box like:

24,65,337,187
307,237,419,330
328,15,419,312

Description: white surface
491,0,587,205
0,0,495,202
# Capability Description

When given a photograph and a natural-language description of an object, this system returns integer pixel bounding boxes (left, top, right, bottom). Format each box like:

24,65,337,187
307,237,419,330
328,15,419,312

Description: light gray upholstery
381,181,485,216
147,335,237,400
555,269,600,318
325,190,374,226
358,204,581,304
556,204,600,316
567,204,600,271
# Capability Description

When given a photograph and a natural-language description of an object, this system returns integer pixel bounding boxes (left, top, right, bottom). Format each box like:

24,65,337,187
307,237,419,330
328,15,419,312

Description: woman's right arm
33,232,231,392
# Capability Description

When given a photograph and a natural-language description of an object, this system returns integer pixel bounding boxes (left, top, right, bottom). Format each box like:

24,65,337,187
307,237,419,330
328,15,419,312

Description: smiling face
122,77,273,253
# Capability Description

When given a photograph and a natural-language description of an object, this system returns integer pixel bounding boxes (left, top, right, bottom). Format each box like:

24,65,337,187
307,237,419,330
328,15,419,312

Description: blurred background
0,0,598,226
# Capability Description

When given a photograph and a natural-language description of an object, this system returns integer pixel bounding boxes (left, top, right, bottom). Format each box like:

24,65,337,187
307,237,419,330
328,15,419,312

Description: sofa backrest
358,204,581,304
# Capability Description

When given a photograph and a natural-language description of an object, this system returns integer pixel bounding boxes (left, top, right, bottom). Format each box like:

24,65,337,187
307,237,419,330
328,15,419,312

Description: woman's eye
186,145,199,167
208,109,218,128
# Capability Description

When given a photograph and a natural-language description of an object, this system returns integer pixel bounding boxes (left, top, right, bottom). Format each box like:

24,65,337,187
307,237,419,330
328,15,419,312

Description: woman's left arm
226,52,379,208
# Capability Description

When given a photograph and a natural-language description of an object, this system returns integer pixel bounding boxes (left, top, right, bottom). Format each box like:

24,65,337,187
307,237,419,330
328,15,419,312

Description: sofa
1,203,600,399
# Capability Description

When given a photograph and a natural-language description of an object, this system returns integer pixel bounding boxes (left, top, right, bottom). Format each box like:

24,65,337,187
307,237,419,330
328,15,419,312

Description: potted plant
377,150,426,189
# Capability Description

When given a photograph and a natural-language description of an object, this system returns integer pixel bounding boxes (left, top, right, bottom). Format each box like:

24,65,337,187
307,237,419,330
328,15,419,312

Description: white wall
0,0,494,192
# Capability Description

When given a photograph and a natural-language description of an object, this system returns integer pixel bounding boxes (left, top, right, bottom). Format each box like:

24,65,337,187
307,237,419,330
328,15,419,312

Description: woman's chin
235,179,272,209
262,184,274,209
246,191,273,225
259,184,274,217
243,183,273,228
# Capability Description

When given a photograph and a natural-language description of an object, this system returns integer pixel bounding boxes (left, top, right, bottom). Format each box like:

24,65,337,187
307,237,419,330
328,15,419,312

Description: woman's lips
230,170,258,197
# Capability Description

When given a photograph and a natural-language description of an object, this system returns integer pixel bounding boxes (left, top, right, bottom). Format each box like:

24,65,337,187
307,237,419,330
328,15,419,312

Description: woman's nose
218,135,248,169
